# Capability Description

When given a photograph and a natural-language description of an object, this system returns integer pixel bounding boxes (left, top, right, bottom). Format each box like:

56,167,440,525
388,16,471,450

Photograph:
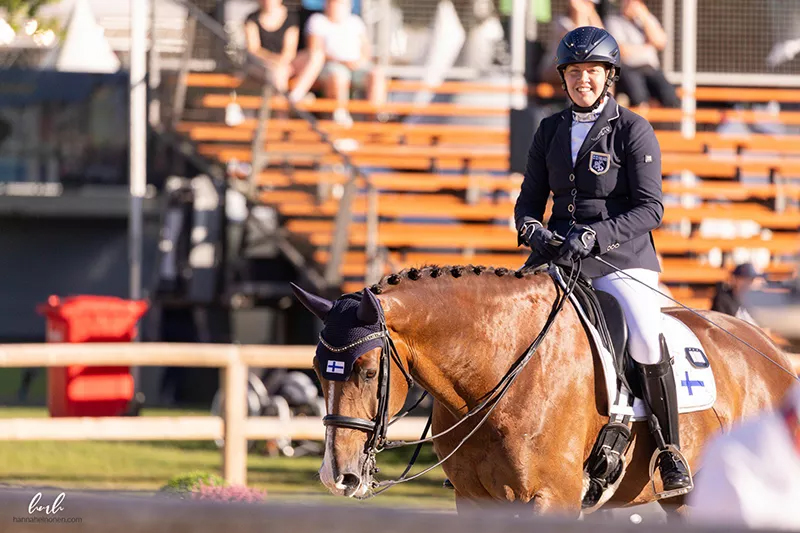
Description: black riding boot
638,334,692,494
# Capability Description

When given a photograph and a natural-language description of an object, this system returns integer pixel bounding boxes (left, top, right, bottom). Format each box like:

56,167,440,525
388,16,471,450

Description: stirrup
647,444,694,500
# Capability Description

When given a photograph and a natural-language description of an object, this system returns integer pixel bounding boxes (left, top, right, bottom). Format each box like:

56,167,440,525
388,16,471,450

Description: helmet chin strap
560,67,617,113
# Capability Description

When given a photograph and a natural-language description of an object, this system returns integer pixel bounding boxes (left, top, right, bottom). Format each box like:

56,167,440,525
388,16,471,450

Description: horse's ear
357,288,382,324
290,283,333,321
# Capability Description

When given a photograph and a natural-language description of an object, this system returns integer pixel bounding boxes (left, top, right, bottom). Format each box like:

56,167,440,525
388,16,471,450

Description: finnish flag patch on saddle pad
589,314,717,422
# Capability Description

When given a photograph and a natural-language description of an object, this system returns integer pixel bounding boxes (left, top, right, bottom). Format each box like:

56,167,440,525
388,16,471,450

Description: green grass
0,368,46,404
0,407,455,510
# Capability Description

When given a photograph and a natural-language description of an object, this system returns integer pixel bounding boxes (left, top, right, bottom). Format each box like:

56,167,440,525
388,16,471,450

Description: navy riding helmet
555,26,621,112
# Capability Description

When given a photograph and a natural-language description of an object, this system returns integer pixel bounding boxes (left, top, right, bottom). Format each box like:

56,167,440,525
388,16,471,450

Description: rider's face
563,62,608,108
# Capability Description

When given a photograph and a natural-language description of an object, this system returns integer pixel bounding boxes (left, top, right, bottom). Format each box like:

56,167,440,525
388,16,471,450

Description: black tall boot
638,334,692,496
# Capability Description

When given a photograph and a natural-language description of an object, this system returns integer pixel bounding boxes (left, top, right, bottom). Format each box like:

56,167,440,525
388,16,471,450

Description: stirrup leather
647,444,694,500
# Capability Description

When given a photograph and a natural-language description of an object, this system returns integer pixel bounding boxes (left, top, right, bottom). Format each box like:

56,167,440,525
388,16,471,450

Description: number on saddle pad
685,347,709,369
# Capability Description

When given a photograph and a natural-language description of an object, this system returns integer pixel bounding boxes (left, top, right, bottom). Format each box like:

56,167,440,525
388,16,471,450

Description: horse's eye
365,369,378,380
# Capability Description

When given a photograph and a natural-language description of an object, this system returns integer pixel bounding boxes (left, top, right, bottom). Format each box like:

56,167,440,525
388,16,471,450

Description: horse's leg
659,498,689,523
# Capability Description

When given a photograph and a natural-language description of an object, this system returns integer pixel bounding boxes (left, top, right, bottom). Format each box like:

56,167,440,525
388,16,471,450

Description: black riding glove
521,221,559,259
559,226,598,262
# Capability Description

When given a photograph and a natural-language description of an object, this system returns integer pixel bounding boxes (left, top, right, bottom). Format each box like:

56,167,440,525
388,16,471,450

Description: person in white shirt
603,0,679,108
288,0,386,127
687,381,800,530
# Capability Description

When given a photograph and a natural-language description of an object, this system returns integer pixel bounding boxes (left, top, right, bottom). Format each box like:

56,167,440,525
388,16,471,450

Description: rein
320,262,583,497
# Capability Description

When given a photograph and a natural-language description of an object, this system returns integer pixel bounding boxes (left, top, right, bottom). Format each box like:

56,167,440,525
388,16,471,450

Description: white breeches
593,268,662,365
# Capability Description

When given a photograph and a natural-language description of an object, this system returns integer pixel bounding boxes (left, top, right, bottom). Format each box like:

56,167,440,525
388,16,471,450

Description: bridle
320,324,413,445
319,263,583,496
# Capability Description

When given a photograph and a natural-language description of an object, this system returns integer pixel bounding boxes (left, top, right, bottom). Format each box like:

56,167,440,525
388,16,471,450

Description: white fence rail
0,343,428,485
0,343,797,485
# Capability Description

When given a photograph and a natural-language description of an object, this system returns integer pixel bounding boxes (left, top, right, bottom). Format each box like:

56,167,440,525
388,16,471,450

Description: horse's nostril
341,472,361,490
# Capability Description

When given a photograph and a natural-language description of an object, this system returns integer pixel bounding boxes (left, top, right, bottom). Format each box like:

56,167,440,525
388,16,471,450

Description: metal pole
365,184,379,286
377,0,391,69
172,16,196,128
128,0,148,407
248,83,274,194
662,0,676,76
510,0,527,110
680,0,697,139
148,0,161,128
324,169,357,288
130,0,148,302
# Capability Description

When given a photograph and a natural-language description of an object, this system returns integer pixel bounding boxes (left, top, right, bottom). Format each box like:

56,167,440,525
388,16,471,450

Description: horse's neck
386,277,559,415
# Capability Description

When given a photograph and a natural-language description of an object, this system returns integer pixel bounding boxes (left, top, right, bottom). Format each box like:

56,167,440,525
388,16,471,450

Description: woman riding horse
291,25,797,516
514,26,691,494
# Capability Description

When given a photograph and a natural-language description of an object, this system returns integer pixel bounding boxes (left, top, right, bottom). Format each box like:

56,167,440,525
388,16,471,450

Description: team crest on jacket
589,151,611,175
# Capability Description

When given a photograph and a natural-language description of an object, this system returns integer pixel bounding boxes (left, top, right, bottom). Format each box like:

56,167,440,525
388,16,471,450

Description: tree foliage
0,0,60,33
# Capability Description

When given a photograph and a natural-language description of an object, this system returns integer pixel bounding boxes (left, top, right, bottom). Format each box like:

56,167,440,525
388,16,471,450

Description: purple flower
190,480,267,503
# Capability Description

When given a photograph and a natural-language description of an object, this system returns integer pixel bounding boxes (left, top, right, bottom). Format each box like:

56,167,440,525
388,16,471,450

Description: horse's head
291,283,411,498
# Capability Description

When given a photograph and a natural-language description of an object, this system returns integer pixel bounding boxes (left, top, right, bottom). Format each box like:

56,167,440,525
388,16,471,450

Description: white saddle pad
576,303,717,422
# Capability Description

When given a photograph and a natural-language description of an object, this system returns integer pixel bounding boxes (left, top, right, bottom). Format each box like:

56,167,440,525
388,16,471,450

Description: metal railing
161,0,385,294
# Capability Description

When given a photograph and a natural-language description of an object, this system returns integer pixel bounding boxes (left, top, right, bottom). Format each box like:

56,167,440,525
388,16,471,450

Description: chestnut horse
292,264,796,517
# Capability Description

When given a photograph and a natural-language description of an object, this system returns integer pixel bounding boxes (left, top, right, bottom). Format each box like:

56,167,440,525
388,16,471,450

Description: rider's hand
521,221,559,259
559,226,597,262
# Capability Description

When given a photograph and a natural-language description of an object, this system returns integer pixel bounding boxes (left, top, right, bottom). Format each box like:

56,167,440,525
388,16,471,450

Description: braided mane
368,264,547,294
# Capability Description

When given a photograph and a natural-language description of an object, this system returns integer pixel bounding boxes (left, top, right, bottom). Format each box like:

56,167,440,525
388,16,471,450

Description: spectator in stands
710,262,764,326
244,0,301,94
767,0,800,68
687,381,800,530
603,0,680,108
539,0,604,86
298,0,361,51
288,0,385,128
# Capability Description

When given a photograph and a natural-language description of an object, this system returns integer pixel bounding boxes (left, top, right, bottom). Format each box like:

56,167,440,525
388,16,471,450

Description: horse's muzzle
335,472,362,498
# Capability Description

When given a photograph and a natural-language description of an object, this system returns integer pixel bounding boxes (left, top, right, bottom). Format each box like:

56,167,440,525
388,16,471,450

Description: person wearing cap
687,381,800,529
513,27,691,495
710,263,764,326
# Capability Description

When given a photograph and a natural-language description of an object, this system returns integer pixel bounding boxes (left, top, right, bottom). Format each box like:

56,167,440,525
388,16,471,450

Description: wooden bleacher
178,72,800,310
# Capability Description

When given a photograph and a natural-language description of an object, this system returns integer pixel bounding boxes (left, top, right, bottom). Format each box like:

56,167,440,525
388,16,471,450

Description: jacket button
567,204,574,213
569,174,575,182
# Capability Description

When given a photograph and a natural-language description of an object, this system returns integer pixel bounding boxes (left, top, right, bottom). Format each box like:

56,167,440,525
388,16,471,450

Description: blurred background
0,0,796,516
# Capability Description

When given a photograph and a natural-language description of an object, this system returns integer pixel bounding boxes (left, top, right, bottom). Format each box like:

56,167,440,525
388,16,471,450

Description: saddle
549,264,715,510
559,265,642,399
550,264,639,511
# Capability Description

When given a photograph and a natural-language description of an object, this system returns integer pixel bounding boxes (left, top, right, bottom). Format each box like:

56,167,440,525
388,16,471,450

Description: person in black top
244,0,300,93
710,263,763,325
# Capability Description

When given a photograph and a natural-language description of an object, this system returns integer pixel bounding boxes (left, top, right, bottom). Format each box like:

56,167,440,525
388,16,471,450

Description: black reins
320,262,583,497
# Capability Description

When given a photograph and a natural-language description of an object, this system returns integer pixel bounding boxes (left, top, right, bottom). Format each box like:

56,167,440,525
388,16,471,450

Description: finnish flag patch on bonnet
303,288,386,382
326,360,345,375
